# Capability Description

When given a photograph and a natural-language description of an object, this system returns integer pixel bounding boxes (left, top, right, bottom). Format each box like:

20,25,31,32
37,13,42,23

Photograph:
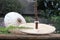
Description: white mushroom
19,23,56,34
4,12,26,27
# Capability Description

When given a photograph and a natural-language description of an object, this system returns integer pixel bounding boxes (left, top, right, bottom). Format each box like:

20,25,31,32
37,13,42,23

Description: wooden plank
0,34,60,39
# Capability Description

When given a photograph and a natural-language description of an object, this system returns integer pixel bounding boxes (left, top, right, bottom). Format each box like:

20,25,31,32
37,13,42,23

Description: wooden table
0,34,60,40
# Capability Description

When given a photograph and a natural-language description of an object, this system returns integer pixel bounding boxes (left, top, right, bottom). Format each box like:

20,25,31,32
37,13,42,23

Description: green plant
0,0,22,17
0,26,33,34
51,16,60,33
25,16,31,23
37,0,60,18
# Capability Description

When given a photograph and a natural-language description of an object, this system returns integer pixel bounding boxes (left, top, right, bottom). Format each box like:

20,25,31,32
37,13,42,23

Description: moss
0,26,33,34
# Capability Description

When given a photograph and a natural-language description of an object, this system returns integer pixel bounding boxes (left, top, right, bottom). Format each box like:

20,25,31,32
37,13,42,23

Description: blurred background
0,0,60,33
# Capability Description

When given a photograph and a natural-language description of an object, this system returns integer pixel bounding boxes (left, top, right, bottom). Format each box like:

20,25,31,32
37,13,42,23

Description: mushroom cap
4,12,26,27
19,23,56,34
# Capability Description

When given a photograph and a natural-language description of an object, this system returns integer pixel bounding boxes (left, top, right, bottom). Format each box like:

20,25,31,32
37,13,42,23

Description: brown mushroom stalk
34,0,39,29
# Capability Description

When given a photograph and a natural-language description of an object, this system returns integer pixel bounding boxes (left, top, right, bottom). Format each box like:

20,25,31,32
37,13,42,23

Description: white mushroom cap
4,12,26,27
19,23,56,34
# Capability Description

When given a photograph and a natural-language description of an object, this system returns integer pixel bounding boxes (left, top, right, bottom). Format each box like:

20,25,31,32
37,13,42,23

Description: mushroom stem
17,18,21,23
34,0,38,29
35,21,38,29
